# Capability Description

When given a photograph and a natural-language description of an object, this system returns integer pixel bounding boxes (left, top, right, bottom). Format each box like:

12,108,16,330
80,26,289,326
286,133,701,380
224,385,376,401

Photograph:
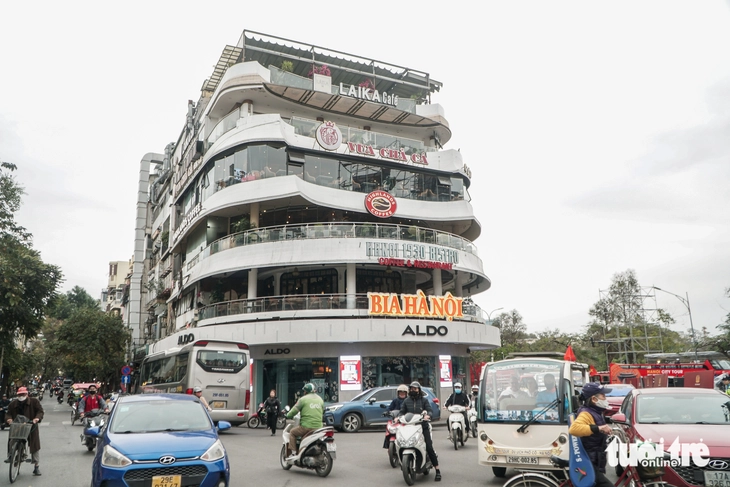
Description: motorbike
446,405,468,450
468,407,477,438
279,408,336,477
247,403,287,430
80,408,105,451
382,409,401,468
57,392,64,404
396,412,432,486
67,392,75,406
71,403,80,425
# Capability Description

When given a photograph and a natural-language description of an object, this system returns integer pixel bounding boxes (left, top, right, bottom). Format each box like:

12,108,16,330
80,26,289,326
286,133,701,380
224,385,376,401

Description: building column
250,202,260,228
454,271,464,297
433,269,443,295
247,268,258,300
337,267,345,294
274,272,281,296
346,262,356,309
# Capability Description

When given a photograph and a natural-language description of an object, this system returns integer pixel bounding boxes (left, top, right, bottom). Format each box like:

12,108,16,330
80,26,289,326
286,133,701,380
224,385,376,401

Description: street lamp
652,286,699,361
486,307,504,323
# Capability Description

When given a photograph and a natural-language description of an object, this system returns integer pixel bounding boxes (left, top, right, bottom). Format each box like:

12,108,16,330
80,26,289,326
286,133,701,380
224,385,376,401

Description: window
371,389,394,402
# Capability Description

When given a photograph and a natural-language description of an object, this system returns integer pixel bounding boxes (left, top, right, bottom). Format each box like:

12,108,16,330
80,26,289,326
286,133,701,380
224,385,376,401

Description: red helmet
16,387,28,395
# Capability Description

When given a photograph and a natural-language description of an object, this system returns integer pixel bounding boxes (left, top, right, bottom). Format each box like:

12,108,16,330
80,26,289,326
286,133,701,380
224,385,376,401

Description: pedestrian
193,387,211,411
264,389,281,436
5,387,44,476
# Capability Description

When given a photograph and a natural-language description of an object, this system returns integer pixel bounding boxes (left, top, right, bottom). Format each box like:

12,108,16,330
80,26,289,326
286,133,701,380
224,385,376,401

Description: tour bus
137,340,251,426
476,353,590,478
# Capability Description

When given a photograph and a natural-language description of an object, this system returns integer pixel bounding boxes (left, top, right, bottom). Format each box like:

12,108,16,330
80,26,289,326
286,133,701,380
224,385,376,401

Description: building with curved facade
129,30,499,413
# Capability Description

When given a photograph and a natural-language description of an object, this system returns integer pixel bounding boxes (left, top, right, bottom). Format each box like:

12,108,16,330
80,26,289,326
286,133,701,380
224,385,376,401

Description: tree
47,286,99,320
52,308,130,388
494,310,528,348
707,287,730,357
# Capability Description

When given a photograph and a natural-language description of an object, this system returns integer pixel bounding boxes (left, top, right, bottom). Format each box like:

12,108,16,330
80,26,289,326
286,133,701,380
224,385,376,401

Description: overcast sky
1,1,728,340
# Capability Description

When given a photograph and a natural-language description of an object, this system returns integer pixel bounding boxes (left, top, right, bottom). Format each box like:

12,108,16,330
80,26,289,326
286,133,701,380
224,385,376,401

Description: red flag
564,345,577,362
589,364,598,376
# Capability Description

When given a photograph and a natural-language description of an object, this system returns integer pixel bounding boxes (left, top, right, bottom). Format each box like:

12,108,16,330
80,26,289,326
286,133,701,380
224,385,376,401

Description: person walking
5,387,44,476
264,389,281,436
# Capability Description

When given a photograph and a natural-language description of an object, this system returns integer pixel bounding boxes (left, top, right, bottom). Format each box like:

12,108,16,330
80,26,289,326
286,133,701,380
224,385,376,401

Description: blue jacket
387,396,405,412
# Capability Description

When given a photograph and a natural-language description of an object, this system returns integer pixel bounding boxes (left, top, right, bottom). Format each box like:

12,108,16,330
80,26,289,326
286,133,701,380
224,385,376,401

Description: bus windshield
480,360,564,424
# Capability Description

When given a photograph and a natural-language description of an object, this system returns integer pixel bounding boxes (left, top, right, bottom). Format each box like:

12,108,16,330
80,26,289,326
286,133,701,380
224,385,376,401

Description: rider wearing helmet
285,383,324,460
399,381,441,481
383,384,409,449
444,382,471,439
470,384,479,402
192,386,212,411
716,374,730,394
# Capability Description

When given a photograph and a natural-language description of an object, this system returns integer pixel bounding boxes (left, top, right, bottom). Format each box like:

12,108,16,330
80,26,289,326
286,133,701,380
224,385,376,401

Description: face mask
409,390,419,398
17,396,27,402
594,398,609,410
454,389,462,394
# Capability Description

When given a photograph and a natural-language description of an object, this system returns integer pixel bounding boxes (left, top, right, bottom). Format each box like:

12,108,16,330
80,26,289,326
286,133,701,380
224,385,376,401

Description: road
8,400,508,486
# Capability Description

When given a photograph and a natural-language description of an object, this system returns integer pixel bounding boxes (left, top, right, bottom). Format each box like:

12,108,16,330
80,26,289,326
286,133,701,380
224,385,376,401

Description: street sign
121,375,130,384
121,366,131,376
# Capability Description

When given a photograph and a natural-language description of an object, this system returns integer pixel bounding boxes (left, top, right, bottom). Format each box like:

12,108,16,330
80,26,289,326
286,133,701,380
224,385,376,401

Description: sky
1,1,729,340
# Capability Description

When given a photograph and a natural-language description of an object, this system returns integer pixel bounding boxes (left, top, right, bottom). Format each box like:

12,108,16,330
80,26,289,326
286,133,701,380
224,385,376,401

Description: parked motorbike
396,412,432,486
80,408,105,451
382,409,401,468
248,403,286,430
279,408,336,477
446,405,468,450
468,407,477,438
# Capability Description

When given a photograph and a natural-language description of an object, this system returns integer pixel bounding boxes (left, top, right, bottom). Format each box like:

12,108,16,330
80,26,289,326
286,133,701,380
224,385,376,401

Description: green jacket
286,393,324,429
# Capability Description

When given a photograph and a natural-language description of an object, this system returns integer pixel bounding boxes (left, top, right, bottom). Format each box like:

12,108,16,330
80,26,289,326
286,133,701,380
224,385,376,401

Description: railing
186,222,478,271
198,293,487,324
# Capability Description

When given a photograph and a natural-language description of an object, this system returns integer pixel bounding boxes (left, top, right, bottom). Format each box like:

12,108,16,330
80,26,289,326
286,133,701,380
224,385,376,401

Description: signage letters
264,348,291,355
177,333,195,345
402,325,448,337
368,290,463,321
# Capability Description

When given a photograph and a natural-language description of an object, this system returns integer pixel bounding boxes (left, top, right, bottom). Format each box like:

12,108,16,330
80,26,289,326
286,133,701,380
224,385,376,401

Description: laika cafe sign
368,290,463,324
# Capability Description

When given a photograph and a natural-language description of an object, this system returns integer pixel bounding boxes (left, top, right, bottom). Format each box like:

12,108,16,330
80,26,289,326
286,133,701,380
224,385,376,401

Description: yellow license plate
152,474,181,487
211,401,226,409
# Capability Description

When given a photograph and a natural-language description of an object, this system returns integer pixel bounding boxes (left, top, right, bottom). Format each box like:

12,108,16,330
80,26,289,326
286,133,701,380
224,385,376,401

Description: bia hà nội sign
367,290,463,321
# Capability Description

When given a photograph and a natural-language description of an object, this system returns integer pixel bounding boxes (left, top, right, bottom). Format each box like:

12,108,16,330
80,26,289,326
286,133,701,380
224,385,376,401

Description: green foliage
280,60,294,72
52,308,130,384
47,286,99,320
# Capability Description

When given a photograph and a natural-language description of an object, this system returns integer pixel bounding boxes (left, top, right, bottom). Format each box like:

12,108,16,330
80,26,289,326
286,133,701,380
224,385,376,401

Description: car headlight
101,445,132,467
201,439,226,462
326,405,343,413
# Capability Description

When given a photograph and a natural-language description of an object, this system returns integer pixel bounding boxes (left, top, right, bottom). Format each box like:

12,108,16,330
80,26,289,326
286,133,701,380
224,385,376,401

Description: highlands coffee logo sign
365,190,397,218
368,290,463,321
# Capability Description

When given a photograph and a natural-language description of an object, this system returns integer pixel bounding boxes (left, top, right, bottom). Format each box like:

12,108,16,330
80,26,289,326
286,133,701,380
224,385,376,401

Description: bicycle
502,438,678,487
7,415,37,483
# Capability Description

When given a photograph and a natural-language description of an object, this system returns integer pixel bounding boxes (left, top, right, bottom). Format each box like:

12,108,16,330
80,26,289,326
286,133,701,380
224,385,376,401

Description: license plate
705,471,730,487
327,442,337,452
210,401,226,409
507,456,539,465
152,475,181,487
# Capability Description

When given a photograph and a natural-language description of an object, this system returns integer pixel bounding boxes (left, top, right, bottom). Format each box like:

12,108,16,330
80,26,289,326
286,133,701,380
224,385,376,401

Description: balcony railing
198,293,487,324
187,222,478,271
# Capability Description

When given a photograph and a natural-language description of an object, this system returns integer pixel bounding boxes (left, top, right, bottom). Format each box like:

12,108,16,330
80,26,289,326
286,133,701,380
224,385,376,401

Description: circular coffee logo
315,121,342,151
365,190,397,218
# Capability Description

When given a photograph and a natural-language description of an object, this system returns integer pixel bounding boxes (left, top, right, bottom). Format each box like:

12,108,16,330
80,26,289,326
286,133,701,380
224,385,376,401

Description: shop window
260,358,338,406
362,356,437,389
355,269,402,294
280,268,337,295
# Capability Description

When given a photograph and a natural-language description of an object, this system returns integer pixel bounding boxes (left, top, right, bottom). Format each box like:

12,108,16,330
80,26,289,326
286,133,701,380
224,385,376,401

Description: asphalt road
7,399,510,487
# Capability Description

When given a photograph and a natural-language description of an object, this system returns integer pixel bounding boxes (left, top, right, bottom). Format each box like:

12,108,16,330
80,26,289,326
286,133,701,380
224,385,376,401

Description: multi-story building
101,260,131,316
133,30,498,409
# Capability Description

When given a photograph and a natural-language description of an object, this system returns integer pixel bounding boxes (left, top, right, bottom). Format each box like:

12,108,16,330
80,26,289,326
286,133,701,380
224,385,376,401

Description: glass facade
258,357,339,407
362,356,437,389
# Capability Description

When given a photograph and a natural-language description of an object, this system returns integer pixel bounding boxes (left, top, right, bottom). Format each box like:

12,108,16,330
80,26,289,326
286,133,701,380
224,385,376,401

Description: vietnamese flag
564,345,577,362
589,364,598,375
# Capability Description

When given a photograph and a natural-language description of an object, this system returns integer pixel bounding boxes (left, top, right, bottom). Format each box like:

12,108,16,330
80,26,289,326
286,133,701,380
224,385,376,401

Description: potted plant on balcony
307,64,331,77
359,78,375,90
280,60,294,72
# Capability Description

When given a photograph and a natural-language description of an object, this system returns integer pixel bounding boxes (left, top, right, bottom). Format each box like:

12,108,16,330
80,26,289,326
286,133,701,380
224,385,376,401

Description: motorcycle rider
716,374,730,394
470,384,479,403
0,395,10,430
193,386,212,411
285,383,324,460
78,385,109,418
568,382,614,487
399,381,441,481
264,389,282,436
444,382,470,440
383,384,408,449
5,387,44,476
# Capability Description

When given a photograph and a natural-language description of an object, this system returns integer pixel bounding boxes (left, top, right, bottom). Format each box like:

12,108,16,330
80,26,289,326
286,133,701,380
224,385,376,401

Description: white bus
137,340,251,426
476,354,589,478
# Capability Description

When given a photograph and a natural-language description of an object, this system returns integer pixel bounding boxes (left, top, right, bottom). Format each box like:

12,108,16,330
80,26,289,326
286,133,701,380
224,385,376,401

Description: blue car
324,386,441,432
88,393,230,487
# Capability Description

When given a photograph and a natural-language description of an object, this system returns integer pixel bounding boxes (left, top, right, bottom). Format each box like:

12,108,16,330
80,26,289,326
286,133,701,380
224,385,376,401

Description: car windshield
110,399,211,433
637,394,730,424
606,386,633,397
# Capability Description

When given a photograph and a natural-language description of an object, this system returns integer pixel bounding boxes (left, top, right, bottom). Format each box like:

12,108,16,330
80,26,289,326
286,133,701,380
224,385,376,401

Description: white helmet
193,386,203,393
454,382,463,389
397,384,408,393
472,384,479,391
